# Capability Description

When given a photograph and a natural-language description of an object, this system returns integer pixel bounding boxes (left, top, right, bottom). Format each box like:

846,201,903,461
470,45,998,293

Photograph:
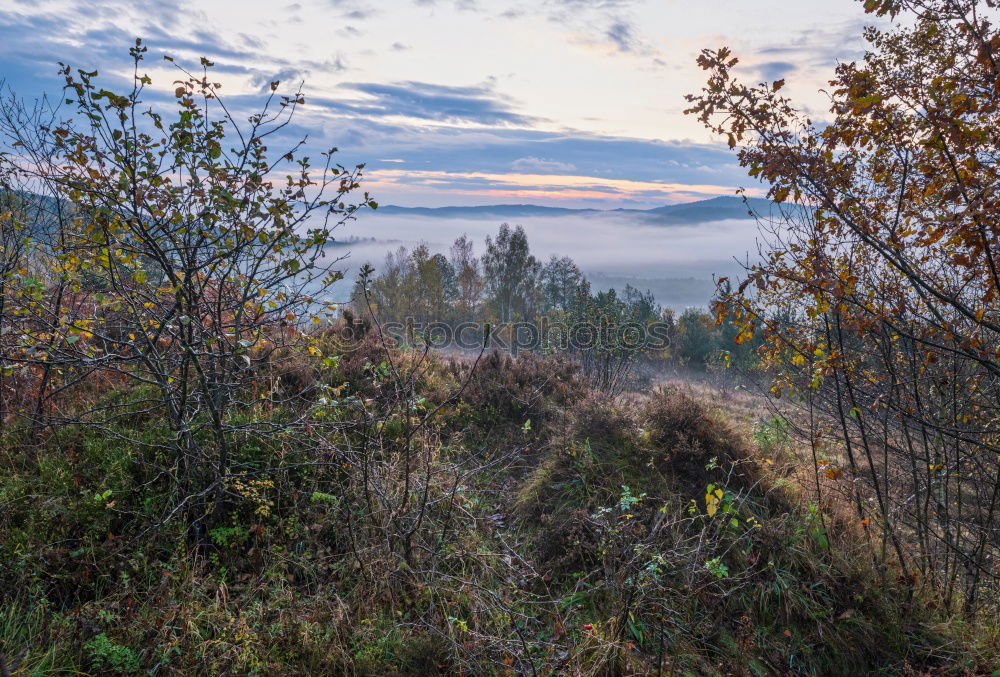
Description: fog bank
322,211,765,310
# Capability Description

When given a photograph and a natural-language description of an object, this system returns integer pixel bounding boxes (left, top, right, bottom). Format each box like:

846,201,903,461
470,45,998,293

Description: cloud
753,18,874,70
605,20,637,53
0,4,299,98
0,0,761,210
412,0,479,10
756,60,797,82
533,0,654,59
327,0,378,20
325,80,537,125
324,119,741,180
363,168,759,206
251,68,304,93
546,0,636,8
511,156,576,172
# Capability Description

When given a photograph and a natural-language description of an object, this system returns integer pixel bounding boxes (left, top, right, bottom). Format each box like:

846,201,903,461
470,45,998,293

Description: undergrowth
1,329,996,675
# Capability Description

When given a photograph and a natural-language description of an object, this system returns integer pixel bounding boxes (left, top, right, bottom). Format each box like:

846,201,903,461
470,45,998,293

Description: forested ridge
0,0,999,674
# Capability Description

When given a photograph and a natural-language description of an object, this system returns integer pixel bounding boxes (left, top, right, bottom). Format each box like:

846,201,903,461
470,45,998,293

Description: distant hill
373,204,601,218
375,195,806,225
641,195,793,224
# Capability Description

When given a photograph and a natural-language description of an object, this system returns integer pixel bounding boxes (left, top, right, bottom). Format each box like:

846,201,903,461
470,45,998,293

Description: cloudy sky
0,0,880,208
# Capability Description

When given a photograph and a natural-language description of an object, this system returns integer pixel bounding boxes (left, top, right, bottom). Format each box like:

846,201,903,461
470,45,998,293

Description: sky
0,0,881,208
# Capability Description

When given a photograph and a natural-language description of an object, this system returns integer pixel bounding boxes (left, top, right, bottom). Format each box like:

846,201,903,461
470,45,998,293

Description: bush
447,350,586,430
84,633,140,675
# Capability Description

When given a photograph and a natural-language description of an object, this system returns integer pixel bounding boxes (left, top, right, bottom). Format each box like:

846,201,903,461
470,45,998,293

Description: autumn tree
687,0,1000,612
354,243,461,329
0,186,53,428
0,41,370,514
410,244,458,323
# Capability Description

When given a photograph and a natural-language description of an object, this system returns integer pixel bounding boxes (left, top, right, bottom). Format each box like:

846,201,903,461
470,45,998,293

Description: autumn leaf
705,488,724,516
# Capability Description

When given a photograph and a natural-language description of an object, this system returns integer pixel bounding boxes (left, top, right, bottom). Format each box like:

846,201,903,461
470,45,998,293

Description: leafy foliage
687,0,1000,613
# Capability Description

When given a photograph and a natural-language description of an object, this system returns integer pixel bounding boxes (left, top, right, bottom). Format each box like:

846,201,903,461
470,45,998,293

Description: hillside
2,328,995,675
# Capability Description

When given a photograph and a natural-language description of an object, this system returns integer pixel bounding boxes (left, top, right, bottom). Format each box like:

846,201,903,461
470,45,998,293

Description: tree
357,245,411,323
450,234,485,320
0,41,371,516
0,188,51,427
562,282,662,395
482,223,540,324
354,244,458,329
687,0,1000,612
411,245,457,324
541,255,584,313
713,279,761,371
674,308,718,368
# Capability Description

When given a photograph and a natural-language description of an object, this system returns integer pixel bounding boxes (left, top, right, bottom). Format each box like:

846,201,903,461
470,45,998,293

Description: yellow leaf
706,489,723,516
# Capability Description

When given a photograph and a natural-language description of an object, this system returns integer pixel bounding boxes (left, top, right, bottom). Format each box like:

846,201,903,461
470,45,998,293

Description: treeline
351,223,759,389
352,224,627,326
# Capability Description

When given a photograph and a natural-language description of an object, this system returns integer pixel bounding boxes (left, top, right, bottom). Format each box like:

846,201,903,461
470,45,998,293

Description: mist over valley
325,197,770,310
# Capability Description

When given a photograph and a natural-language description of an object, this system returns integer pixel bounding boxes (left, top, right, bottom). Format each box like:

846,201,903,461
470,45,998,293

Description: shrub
448,350,586,430
84,633,140,675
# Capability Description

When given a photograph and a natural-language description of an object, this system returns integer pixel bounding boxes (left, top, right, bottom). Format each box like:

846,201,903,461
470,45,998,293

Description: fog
322,211,765,310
